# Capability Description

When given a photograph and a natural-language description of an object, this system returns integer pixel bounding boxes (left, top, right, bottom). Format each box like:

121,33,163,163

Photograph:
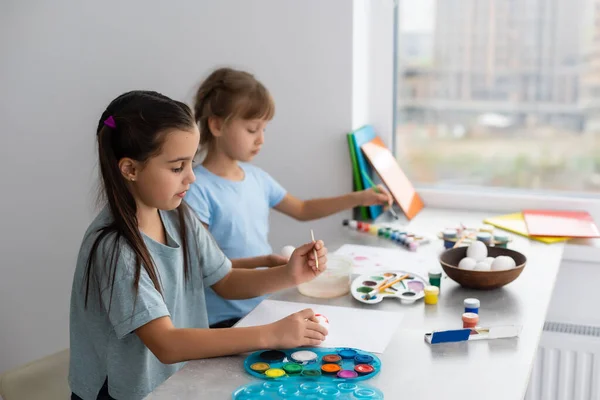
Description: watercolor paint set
350,271,429,304
342,219,431,251
244,347,381,382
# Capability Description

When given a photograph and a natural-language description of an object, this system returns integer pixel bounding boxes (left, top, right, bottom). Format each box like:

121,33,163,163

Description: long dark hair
85,90,196,309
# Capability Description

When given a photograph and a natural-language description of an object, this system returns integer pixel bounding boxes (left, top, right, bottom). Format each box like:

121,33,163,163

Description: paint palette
351,271,428,304
232,380,384,399
244,347,381,382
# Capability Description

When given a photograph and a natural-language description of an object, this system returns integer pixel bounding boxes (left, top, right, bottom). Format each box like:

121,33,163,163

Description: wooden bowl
439,246,527,290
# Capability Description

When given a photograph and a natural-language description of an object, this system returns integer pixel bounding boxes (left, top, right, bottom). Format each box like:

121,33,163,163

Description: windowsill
561,239,600,263
417,187,600,263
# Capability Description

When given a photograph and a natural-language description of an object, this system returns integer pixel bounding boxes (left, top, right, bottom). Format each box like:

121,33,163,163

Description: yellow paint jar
424,285,439,305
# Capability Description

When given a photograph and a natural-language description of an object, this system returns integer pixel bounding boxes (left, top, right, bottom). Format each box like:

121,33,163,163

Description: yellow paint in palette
369,225,379,235
265,368,286,378
250,362,270,373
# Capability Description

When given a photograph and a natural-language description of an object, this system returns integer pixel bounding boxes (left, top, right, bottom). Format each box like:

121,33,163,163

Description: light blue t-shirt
185,162,287,325
69,205,231,400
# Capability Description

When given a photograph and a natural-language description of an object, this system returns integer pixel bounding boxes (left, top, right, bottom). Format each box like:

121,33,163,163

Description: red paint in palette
354,364,374,375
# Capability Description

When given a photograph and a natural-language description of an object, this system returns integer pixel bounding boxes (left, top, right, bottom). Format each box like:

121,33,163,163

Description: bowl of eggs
439,241,527,290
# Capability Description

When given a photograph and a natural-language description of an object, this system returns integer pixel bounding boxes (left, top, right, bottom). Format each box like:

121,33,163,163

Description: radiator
525,322,600,400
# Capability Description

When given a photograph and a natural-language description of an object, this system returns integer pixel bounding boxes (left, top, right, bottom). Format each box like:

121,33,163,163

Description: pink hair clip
104,116,116,129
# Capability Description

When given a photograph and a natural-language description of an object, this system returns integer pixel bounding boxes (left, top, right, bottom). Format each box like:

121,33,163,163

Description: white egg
483,257,495,266
281,245,295,259
491,255,516,271
466,241,488,261
458,257,477,270
474,262,491,271
315,314,329,331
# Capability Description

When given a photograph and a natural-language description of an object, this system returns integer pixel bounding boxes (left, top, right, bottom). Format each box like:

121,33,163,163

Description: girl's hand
358,185,392,207
266,254,289,268
286,240,328,285
265,308,328,348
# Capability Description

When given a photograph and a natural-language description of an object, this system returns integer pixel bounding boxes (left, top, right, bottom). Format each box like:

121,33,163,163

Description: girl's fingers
306,320,328,336
316,245,328,258
317,255,327,267
303,338,323,347
309,255,327,268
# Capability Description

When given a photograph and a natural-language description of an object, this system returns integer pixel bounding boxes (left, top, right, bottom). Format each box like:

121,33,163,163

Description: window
395,0,600,194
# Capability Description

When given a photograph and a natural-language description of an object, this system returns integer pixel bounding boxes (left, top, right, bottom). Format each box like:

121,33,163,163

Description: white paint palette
350,271,428,304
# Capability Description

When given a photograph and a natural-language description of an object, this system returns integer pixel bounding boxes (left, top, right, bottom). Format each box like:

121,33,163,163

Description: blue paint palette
232,380,384,399
244,347,381,382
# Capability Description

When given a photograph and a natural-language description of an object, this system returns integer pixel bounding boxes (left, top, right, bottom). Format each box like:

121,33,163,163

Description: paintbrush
310,229,319,271
453,234,469,248
360,170,399,220
363,274,411,300
377,274,410,293
361,274,397,300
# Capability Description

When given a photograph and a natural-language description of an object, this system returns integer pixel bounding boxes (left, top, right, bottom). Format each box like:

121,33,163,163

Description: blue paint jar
464,298,480,314
442,229,457,249
476,232,492,246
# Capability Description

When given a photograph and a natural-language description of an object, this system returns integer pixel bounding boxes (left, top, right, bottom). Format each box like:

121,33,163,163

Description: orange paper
360,137,424,220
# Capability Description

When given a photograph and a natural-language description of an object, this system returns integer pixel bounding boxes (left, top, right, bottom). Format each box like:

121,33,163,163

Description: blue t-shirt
185,163,287,325
69,206,231,399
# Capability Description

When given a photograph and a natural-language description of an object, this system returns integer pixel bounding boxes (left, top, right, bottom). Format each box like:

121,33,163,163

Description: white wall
0,0,369,374
352,0,395,146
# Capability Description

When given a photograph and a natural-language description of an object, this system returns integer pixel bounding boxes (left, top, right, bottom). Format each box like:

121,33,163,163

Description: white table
147,208,564,399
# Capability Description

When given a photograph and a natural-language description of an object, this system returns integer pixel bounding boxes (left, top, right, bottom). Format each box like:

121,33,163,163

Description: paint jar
297,254,352,298
322,354,342,364
464,298,480,314
476,232,492,246
424,285,439,305
494,233,509,248
321,364,341,375
442,229,457,249
480,224,494,234
462,312,479,329
428,268,442,290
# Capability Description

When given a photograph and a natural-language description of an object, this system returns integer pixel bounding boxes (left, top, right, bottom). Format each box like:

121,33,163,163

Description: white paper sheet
334,243,430,273
235,299,402,354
